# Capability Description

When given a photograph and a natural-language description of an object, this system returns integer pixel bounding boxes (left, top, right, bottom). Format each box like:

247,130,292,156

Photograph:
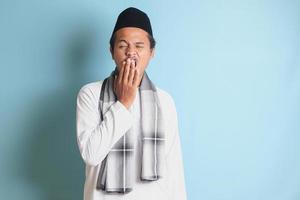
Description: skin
110,27,155,109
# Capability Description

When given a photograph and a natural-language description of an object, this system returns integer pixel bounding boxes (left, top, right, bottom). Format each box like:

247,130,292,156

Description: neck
138,73,144,87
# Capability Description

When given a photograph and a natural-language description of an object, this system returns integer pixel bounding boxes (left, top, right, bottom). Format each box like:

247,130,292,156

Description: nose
125,46,137,58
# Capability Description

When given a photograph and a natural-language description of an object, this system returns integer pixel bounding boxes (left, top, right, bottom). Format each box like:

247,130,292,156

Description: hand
113,58,139,109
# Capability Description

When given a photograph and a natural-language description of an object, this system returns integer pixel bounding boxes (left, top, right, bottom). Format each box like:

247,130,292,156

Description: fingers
132,67,139,87
113,75,117,93
117,58,139,87
118,61,125,85
128,59,136,85
114,58,139,108
122,59,131,84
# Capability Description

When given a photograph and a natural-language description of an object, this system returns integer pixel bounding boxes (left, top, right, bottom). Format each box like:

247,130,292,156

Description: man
76,7,187,200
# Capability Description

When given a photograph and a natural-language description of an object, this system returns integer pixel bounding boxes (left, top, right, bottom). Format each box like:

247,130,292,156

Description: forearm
76,87,134,166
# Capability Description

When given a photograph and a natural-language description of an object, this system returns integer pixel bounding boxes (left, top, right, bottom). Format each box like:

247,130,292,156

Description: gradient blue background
0,0,299,199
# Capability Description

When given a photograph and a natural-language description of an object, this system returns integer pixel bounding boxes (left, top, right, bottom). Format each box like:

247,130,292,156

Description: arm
76,85,134,166
76,59,138,166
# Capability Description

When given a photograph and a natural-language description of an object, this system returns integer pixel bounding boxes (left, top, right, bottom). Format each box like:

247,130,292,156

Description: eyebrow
117,39,128,44
117,40,145,45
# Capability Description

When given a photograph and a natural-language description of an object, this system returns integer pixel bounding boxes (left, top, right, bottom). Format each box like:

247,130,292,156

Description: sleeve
76,85,135,166
165,97,188,200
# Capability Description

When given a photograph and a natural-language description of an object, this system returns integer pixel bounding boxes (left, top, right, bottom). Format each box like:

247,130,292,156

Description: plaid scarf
96,68,165,194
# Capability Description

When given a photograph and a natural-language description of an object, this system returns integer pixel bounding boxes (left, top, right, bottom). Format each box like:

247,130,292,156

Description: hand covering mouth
125,57,138,66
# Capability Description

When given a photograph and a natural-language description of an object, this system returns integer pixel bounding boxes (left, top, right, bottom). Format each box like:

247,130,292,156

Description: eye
118,45,128,49
136,45,144,49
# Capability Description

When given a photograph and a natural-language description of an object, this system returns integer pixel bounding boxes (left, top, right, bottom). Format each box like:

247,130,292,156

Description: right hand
113,58,139,109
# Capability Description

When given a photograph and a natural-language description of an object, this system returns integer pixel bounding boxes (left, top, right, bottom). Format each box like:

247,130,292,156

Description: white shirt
76,80,187,200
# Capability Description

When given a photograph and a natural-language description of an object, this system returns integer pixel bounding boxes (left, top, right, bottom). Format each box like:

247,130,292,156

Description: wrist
119,100,130,109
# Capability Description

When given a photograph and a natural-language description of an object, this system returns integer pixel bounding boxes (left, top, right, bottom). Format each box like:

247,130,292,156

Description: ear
150,48,155,59
110,46,114,59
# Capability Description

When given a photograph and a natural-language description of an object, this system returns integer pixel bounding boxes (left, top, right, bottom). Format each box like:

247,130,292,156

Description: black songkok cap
111,7,153,38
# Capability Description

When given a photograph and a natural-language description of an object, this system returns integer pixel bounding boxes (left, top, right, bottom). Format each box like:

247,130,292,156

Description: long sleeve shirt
76,80,187,200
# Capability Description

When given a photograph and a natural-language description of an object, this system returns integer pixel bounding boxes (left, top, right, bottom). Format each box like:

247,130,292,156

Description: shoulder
77,80,104,96
156,87,176,107
78,80,103,94
77,80,104,103
156,86,178,117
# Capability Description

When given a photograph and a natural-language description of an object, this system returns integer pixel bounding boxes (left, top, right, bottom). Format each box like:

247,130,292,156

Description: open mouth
124,57,138,67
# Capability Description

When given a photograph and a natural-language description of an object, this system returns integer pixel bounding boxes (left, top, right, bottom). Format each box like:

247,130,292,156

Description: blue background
0,0,299,199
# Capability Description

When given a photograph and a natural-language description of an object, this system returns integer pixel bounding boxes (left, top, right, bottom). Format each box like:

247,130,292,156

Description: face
110,27,155,83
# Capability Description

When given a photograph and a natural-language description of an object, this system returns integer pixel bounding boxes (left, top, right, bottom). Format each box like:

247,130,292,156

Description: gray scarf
96,68,165,194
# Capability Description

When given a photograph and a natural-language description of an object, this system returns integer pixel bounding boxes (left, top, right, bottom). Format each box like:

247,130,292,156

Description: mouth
124,57,138,66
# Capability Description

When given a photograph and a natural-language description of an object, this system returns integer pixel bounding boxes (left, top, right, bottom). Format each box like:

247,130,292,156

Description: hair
109,32,156,51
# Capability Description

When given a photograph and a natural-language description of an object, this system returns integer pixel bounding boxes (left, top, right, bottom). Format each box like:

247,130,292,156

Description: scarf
96,68,165,194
